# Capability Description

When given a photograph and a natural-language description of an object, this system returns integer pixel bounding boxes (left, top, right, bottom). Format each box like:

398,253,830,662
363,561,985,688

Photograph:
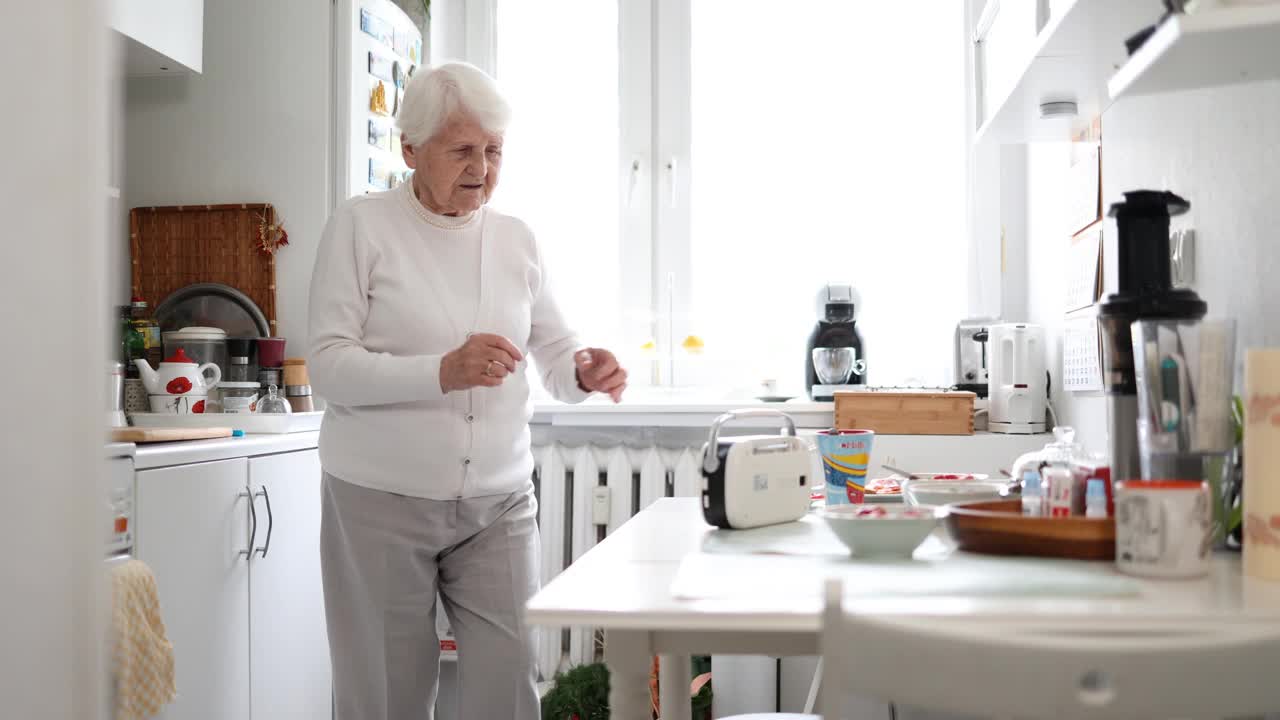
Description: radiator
530,441,704,679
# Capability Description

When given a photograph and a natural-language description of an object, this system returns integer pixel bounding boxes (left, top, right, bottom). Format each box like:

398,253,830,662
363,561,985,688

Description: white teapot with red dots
135,348,222,414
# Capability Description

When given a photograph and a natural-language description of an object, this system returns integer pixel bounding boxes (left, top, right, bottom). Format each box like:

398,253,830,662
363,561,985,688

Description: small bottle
1043,463,1076,517
1085,478,1108,518
1021,473,1043,517
129,297,163,368
120,306,145,378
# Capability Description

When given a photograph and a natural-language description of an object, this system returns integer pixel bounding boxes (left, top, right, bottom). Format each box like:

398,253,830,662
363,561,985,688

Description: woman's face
403,113,503,216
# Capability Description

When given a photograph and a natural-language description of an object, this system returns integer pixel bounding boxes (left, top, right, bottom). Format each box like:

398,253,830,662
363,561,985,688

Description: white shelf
976,0,1156,143
1108,4,1280,100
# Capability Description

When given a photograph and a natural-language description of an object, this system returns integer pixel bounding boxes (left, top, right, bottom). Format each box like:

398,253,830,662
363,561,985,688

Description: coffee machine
806,284,866,400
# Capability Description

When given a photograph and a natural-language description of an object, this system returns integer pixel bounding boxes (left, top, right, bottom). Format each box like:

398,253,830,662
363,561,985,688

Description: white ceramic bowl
819,504,943,557
903,480,1009,507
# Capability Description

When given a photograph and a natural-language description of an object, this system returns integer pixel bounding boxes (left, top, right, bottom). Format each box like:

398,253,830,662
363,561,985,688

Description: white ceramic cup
1114,480,1212,579
149,393,210,414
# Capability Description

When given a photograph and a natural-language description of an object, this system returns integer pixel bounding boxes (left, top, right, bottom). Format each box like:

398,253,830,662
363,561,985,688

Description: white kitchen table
525,498,1280,720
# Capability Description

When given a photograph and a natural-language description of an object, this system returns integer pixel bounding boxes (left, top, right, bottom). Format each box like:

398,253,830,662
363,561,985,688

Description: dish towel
112,559,177,720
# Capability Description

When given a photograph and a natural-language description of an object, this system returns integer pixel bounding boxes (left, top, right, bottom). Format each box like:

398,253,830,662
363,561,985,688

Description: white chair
818,579,1280,719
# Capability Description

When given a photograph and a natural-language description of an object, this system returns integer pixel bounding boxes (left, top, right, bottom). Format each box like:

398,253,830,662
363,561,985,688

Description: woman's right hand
439,333,525,393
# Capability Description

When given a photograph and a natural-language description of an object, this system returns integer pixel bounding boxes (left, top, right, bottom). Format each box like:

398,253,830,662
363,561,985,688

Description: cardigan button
462,457,472,466
465,414,475,423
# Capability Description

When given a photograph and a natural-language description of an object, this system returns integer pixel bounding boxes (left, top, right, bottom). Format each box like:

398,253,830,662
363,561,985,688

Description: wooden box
833,390,975,435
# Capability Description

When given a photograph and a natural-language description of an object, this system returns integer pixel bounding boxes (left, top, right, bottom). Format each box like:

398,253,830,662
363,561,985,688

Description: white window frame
651,0,696,386
443,1,984,386
618,0,657,383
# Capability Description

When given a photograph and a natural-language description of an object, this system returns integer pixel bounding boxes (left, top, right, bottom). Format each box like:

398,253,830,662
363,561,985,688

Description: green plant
540,659,715,720
420,0,431,20
1229,395,1245,536
541,663,610,720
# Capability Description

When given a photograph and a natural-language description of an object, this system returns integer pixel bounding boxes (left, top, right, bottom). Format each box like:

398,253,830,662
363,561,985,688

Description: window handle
626,157,641,208
666,157,679,208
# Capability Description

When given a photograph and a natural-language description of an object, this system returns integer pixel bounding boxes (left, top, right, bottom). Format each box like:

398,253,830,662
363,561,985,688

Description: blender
1097,190,1206,483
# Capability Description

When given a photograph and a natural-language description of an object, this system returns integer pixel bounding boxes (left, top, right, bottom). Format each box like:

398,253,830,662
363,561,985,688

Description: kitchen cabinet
248,450,331,720
136,458,252,720
973,0,1154,143
107,0,204,75
136,449,330,720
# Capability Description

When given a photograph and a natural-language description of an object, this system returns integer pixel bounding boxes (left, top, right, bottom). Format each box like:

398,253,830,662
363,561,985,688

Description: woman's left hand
575,348,627,403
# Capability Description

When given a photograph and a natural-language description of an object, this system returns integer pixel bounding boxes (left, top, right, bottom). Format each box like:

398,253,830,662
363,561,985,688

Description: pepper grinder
1097,190,1206,483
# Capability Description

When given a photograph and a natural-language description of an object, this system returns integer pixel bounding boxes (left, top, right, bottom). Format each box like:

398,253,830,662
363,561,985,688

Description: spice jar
258,368,282,389
282,357,310,387
228,356,252,383
286,385,314,413
221,382,260,414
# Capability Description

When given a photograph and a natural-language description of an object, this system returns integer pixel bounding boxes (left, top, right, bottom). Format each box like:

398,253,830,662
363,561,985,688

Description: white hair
396,62,511,146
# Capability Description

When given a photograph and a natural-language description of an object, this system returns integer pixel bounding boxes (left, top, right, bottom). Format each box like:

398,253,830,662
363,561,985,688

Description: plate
755,395,796,403
155,282,271,337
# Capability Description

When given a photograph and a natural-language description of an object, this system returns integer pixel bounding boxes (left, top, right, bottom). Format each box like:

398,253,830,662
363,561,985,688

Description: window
490,0,968,395
493,0,623,346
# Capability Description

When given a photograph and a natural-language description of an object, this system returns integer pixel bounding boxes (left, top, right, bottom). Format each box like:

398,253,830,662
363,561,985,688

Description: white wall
123,0,331,351
1024,79,1280,456
107,0,204,73
0,0,109,716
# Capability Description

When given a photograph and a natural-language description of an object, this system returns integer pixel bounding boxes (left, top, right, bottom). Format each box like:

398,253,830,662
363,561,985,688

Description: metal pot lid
163,326,228,341
156,283,270,338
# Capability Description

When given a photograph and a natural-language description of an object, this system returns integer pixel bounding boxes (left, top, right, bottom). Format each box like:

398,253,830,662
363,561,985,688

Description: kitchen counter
105,442,136,459
532,397,835,428
531,396,1049,469
131,431,320,470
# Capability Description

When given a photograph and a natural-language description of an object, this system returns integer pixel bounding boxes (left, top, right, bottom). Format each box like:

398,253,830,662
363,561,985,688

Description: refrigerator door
333,0,422,205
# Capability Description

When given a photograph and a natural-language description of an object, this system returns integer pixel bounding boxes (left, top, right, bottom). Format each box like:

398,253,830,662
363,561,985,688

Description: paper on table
673,528,1140,600
699,515,851,557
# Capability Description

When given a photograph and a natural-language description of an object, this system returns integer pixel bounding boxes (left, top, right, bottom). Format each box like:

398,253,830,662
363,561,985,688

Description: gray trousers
320,473,541,720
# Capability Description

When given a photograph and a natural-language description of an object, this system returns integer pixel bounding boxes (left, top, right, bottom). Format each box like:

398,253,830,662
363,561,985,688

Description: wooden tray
945,499,1116,560
834,390,975,435
130,204,280,336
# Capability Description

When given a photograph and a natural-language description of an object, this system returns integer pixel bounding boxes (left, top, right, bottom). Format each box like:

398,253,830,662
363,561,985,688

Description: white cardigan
308,182,589,499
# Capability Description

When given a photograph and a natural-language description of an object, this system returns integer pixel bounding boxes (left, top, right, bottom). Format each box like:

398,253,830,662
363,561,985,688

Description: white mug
1115,480,1212,579
149,393,210,414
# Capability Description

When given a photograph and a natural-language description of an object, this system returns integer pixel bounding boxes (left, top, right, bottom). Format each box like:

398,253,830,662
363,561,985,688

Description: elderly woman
308,62,627,720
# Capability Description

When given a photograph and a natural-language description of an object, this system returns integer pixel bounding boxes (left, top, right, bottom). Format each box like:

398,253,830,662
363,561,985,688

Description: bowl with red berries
818,503,945,557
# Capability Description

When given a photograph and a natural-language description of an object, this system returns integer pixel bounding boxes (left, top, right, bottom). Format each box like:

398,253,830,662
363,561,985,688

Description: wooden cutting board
110,427,235,443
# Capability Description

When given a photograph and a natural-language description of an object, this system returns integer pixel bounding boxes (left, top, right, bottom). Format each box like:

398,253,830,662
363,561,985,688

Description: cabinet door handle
239,487,257,559
253,486,274,559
